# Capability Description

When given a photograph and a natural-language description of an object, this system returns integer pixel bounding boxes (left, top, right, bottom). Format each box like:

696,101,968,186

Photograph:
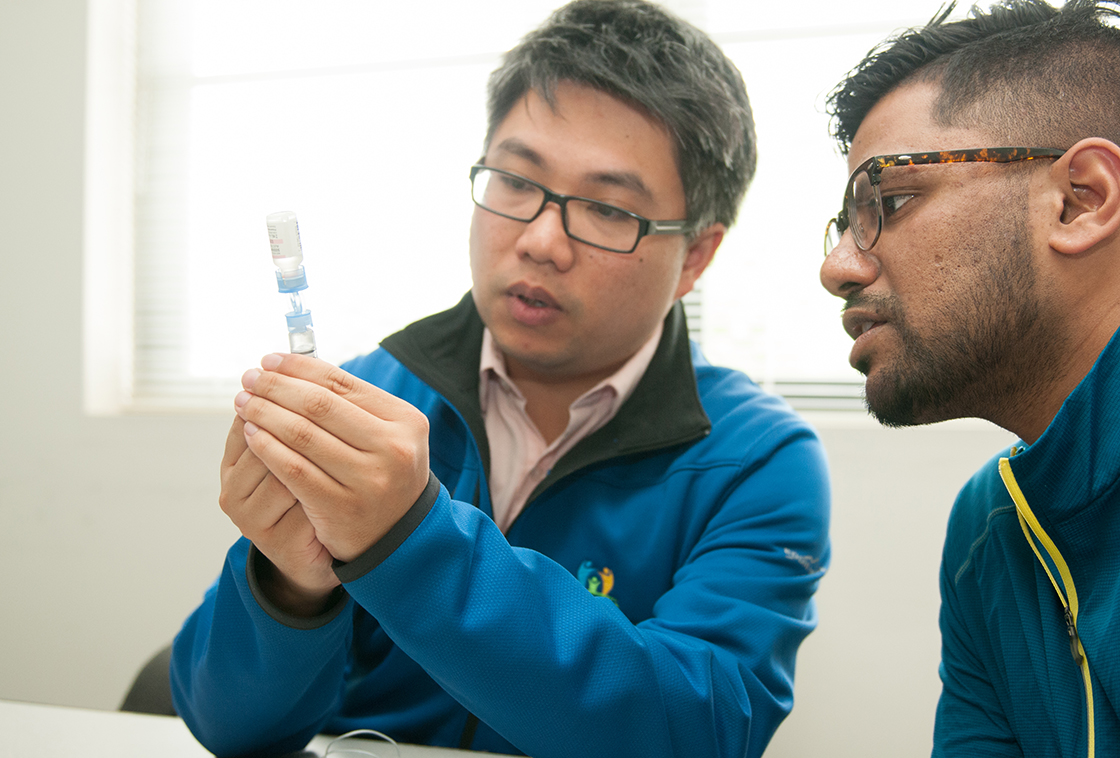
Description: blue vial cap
286,309,314,332
276,266,308,293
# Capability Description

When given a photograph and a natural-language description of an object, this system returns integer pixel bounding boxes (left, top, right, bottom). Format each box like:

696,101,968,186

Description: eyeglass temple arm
647,219,690,235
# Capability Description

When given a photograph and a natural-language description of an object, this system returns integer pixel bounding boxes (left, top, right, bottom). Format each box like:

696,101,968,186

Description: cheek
889,247,974,329
468,211,509,281
593,253,682,319
468,216,485,276
635,248,688,299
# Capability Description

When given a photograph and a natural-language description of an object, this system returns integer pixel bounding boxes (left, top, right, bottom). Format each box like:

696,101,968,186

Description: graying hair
485,0,756,231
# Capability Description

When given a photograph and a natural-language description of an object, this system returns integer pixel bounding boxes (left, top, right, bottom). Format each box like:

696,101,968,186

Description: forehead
486,82,682,196
848,81,987,173
492,81,672,143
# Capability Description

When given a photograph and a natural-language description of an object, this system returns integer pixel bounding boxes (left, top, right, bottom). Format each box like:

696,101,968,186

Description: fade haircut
484,0,756,231
828,0,1120,155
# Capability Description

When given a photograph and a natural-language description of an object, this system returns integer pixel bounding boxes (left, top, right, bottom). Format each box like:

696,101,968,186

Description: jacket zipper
999,457,1095,758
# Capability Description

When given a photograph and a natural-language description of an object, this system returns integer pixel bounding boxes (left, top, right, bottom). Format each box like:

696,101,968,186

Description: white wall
765,420,1013,757
0,0,241,711
0,3,1016,756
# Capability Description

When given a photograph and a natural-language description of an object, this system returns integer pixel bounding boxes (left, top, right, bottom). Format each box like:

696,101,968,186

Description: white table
0,699,503,757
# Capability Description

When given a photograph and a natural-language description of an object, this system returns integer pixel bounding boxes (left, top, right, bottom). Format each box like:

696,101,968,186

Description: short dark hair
484,0,756,231
828,0,1120,154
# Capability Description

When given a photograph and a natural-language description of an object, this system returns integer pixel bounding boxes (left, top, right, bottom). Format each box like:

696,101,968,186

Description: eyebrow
492,137,655,201
586,170,654,200
493,137,545,167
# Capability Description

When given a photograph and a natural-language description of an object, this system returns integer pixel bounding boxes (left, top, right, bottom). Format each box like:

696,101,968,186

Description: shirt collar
479,321,664,414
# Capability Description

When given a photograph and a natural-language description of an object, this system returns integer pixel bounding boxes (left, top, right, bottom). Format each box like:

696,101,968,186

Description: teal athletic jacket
934,325,1120,757
171,295,831,758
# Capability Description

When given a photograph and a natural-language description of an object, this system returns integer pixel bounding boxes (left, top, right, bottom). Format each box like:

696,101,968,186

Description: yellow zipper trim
999,457,1094,758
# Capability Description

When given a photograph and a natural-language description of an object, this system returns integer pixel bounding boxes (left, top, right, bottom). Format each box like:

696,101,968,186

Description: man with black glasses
171,2,830,756
820,0,1120,755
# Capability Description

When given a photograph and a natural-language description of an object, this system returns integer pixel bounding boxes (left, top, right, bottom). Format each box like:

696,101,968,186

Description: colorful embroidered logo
578,561,618,605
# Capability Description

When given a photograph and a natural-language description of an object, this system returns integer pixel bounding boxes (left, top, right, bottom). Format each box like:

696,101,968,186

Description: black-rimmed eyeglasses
824,147,1067,256
469,164,692,254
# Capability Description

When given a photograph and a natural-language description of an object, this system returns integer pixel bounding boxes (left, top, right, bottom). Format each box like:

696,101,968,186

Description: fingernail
242,368,261,389
234,391,251,409
261,354,283,370
244,421,259,436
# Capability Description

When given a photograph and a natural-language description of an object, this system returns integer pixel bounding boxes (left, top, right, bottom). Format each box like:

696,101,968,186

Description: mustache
842,291,903,321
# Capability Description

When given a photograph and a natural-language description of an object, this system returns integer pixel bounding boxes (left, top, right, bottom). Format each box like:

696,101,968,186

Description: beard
849,211,1063,428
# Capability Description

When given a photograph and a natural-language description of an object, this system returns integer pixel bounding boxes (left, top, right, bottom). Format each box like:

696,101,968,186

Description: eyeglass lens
824,167,880,256
472,167,643,252
849,169,880,251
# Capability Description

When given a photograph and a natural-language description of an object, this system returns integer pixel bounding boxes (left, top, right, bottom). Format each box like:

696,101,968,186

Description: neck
997,313,1120,444
506,362,619,445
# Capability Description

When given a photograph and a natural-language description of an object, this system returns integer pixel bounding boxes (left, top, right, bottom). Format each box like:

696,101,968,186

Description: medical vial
266,211,318,358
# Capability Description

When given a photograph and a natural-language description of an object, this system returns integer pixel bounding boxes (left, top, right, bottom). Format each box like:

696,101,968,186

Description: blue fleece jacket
171,296,830,758
934,325,1120,757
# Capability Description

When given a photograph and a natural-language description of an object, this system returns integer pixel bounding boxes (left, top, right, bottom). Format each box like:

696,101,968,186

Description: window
86,0,955,413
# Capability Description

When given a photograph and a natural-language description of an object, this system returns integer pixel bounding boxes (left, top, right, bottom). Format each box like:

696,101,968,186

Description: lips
505,281,563,327
841,290,899,342
508,282,560,311
844,315,885,341
842,309,886,341
840,293,902,372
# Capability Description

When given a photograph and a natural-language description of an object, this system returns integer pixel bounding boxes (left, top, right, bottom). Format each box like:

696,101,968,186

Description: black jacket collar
380,293,711,501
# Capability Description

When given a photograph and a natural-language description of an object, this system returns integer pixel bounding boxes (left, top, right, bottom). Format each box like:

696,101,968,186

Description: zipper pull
1064,607,1084,666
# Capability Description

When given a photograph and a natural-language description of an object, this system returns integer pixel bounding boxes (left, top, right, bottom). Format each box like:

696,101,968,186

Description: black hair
485,0,756,230
828,0,1120,154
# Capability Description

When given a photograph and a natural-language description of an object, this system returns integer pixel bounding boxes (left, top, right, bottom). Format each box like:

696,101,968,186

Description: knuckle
411,407,430,437
400,401,427,428
303,388,334,422
281,456,308,485
217,490,235,515
383,440,410,470
384,433,424,470
325,367,357,397
285,416,317,451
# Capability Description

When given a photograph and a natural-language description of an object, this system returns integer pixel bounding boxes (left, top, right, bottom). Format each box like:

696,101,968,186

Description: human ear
1049,138,1120,256
673,223,725,300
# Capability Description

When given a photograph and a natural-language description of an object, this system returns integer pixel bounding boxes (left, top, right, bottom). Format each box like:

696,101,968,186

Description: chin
864,369,927,428
864,370,969,429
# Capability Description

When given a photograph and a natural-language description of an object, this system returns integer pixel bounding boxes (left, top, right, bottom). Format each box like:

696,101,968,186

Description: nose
820,230,880,298
517,201,576,273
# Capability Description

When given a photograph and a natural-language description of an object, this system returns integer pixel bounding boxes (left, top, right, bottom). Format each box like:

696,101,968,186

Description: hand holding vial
234,353,432,565
218,218,431,615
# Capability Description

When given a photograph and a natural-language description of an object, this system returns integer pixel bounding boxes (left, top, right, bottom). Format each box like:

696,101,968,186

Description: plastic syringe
266,211,317,357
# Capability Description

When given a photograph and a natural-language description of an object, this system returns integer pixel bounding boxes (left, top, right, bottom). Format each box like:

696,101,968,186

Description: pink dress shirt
479,322,663,533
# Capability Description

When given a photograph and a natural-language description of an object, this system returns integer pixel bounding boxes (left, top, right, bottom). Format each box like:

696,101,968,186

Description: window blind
102,0,947,412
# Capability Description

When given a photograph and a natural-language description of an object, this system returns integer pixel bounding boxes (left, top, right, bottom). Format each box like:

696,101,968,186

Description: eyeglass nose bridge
823,204,854,257
524,187,577,235
824,218,840,257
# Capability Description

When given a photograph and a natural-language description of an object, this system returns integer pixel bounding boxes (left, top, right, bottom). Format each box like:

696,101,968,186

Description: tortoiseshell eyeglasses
823,147,1067,256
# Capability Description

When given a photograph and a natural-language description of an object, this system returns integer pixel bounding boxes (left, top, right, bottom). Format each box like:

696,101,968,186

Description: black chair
119,643,176,716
